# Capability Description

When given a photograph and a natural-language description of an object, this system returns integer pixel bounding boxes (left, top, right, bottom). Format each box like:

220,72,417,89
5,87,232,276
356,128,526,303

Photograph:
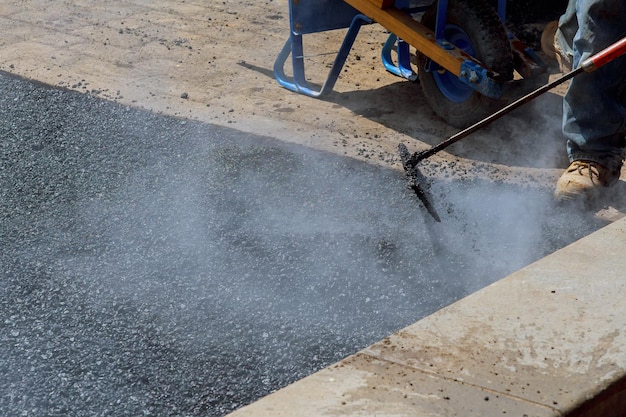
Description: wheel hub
430,24,476,102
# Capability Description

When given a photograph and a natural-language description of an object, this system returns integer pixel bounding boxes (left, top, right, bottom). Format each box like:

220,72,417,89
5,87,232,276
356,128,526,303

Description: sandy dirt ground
1,0,623,216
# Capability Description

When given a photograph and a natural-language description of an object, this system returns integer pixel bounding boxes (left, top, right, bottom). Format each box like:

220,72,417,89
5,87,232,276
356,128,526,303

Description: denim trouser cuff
569,151,624,172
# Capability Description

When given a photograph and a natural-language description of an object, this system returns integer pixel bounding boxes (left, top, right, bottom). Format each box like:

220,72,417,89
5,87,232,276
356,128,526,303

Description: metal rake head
398,143,441,222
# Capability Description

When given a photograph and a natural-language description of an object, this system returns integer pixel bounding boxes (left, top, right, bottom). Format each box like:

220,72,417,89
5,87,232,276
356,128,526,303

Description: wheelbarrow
274,0,546,128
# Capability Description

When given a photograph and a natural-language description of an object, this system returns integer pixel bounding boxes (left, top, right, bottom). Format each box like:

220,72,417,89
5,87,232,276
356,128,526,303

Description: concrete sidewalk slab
228,352,556,416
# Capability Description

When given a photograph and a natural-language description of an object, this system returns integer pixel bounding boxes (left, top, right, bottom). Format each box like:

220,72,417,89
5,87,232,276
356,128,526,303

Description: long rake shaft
406,36,626,167
400,36,626,221
407,66,583,166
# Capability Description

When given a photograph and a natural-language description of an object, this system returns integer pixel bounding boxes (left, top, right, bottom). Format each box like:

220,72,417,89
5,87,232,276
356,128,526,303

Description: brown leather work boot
554,160,621,202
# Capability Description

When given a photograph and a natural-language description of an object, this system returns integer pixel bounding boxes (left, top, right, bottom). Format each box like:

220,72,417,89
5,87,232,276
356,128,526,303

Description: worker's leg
562,0,626,173
554,0,626,201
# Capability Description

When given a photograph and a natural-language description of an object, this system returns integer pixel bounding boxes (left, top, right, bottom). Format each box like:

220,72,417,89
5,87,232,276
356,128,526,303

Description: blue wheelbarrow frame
273,0,372,97
274,0,544,100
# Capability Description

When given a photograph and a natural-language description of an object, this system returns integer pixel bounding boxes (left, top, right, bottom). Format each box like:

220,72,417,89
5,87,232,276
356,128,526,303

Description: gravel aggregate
0,72,603,416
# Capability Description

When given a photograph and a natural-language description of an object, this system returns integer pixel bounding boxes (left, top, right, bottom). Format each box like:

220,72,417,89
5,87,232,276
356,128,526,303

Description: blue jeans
556,0,626,171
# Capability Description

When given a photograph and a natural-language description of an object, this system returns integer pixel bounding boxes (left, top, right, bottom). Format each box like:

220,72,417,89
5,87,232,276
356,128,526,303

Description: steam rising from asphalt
0,73,603,416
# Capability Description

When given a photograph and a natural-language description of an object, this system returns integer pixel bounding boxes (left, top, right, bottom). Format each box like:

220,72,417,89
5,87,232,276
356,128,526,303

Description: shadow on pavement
239,59,570,170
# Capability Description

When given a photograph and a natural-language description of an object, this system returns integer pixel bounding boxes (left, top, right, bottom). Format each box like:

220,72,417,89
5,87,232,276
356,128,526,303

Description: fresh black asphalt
0,71,603,416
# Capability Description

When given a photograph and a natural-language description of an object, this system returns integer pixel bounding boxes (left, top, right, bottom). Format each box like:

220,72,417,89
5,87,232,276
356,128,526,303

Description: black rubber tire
417,0,514,128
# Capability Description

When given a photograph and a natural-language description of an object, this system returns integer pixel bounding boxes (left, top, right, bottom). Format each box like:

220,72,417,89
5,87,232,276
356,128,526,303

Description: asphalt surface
0,71,605,417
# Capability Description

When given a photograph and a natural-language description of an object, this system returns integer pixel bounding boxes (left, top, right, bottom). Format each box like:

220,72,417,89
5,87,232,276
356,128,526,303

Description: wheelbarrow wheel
417,0,514,128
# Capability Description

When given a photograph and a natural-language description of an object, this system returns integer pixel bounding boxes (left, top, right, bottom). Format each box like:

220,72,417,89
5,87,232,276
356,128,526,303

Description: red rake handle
582,36,626,72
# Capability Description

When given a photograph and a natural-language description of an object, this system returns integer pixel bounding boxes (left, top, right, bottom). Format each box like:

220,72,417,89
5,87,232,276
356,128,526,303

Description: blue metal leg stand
381,34,418,81
435,0,449,43
273,14,372,98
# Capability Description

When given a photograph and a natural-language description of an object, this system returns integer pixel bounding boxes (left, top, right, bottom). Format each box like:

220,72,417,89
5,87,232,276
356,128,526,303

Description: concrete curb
228,218,626,416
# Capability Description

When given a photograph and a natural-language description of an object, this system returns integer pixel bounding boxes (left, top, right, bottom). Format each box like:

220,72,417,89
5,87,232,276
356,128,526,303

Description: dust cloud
0,73,603,416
